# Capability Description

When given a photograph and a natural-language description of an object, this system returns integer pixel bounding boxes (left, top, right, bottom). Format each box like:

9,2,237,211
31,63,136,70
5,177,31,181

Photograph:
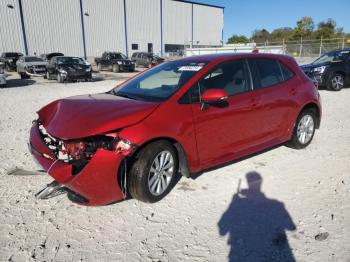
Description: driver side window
190,59,251,103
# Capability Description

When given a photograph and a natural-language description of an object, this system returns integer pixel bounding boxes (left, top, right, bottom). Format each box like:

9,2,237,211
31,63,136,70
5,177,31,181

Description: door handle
291,87,296,95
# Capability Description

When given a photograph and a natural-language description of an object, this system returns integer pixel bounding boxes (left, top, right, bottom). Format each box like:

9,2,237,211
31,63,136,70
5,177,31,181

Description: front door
190,59,261,167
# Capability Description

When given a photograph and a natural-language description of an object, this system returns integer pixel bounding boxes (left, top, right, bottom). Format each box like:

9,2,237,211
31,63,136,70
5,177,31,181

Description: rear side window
279,62,294,81
253,58,284,88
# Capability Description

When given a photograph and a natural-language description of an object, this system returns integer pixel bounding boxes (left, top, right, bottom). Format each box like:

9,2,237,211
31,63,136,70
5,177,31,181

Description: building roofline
172,0,224,9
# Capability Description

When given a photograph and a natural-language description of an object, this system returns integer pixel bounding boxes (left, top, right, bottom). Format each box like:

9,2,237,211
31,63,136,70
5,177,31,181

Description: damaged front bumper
29,121,125,206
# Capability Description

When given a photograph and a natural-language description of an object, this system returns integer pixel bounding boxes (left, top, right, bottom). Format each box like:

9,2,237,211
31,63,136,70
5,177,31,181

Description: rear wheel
328,74,344,91
287,109,316,149
128,141,178,203
46,71,52,80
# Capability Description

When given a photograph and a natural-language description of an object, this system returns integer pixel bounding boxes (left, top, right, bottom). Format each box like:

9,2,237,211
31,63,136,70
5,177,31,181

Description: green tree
226,35,249,44
270,27,294,41
251,29,270,43
293,17,314,39
314,18,339,39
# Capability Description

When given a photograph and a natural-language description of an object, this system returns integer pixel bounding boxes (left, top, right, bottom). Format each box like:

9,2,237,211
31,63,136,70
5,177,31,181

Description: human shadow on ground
218,171,296,262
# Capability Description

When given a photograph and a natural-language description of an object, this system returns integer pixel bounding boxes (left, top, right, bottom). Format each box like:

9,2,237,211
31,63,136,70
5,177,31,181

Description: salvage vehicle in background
16,56,47,79
40,52,64,62
95,52,135,72
46,56,92,83
0,62,6,87
301,48,350,91
0,52,23,71
29,53,321,206
131,52,164,68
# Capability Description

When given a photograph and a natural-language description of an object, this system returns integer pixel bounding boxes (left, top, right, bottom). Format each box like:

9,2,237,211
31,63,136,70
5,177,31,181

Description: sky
194,0,350,42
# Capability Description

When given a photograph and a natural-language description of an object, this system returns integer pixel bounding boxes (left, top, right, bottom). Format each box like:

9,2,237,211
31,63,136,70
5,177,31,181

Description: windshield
113,60,207,102
313,50,350,65
57,57,85,65
110,53,127,59
5,53,23,58
24,57,44,62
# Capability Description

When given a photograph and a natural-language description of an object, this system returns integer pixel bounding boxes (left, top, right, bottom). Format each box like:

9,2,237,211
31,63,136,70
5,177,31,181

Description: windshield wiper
115,92,138,100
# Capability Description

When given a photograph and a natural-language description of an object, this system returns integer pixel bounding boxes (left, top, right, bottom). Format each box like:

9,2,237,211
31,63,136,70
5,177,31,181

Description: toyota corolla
29,53,321,206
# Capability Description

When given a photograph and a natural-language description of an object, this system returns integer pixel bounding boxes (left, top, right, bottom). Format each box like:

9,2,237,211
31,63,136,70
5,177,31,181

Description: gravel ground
0,71,349,262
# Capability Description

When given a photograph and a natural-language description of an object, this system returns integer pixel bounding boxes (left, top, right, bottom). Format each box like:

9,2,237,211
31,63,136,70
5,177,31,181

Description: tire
6,64,11,72
46,71,52,80
128,141,179,203
328,73,344,91
57,73,64,83
112,64,120,73
286,109,316,149
20,73,30,79
97,63,102,72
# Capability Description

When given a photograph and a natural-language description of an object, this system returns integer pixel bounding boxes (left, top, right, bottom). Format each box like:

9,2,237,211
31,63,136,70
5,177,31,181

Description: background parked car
40,52,64,62
0,62,6,87
301,48,350,91
0,52,23,71
131,52,164,68
95,52,135,72
16,56,48,79
46,56,92,83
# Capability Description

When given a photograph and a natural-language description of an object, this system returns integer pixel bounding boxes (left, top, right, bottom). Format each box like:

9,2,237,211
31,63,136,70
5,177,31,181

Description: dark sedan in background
301,49,350,91
46,56,92,83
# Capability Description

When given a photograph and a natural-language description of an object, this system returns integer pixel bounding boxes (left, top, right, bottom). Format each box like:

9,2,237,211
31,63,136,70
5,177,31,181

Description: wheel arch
133,137,191,178
299,102,321,129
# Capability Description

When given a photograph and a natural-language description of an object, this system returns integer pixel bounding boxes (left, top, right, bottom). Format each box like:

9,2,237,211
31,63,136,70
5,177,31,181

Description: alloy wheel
331,75,344,90
297,115,314,144
148,150,174,196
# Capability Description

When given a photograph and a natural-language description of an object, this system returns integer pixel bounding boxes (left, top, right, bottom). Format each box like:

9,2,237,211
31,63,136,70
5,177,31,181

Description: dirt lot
0,70,349,262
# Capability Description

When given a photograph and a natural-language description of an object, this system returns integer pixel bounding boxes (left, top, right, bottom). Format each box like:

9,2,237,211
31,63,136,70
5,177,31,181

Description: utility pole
319,36,323,56
299,37,303,57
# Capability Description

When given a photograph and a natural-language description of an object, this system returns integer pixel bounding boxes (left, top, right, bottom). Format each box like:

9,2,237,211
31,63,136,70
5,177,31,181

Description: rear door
247,58,297,141
190,59,263,166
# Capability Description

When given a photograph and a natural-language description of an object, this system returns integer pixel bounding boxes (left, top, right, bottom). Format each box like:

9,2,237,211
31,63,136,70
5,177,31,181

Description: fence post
282,39,285,54
299,37,302,57
319,36,323,56
342,36,345,49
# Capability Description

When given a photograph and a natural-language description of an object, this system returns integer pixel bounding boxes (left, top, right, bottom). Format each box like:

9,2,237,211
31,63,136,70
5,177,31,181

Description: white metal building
0,0,224,58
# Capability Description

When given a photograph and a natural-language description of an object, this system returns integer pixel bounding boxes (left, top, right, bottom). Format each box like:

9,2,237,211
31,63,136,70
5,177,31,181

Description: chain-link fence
256,37,350,58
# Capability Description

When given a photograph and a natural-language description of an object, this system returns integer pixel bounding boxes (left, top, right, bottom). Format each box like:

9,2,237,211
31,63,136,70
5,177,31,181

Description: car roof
178,52,295,63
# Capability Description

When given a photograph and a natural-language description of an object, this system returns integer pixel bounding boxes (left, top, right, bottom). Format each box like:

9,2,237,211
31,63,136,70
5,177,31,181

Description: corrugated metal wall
21,0,83,56
126,0,161,56
163,0,192,46
0,0,224,57
0,0,23,53
193,4,223,46
82,0,125,57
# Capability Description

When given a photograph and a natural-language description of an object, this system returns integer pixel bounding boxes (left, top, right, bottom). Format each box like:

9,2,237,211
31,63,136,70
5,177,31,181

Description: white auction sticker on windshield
178,66,203,71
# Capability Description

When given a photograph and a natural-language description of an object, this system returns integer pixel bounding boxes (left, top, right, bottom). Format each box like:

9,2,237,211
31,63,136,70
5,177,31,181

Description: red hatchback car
29,53,321,206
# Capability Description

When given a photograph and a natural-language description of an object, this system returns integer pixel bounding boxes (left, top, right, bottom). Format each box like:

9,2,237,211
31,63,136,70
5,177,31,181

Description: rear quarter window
279,62,294,81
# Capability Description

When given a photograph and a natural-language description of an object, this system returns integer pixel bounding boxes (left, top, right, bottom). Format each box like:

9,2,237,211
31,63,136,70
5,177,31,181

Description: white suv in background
0,62,6,87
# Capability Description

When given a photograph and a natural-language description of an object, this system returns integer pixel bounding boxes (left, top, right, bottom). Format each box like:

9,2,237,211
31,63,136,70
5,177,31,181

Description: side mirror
201,89,228,104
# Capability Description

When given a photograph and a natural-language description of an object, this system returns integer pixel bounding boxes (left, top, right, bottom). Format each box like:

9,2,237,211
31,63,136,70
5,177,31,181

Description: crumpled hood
37,93,159,139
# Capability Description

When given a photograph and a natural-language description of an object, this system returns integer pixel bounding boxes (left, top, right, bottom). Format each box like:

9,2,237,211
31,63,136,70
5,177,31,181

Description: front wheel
128,141,179,203
112,64,120,73
57,73,64,83
286,109,316,149
328,74,344,91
